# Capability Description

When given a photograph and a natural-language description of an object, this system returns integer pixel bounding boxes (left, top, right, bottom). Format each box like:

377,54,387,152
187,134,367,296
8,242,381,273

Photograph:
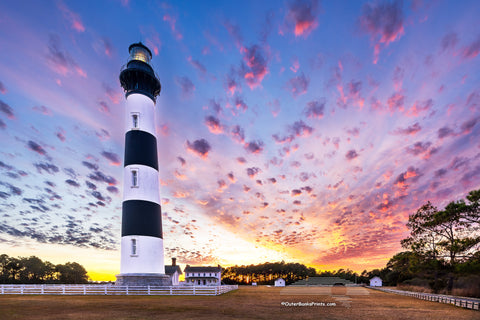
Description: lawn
0,286,478,319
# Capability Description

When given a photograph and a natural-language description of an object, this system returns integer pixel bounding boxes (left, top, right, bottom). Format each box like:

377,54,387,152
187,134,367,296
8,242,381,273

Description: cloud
292,189,302,196
163,14,183,40
34,162,59,174
187,56,207,76
246,167,261,179
437,126,455,139
393,166,421,188
237,157,247,164
0,119,5,129
65,179,80,187
460,116,480,135
0,99,15,119
286,72,309,97
101,37,114,57
58,0,85,32
345,149,359,161
46,35,86,77
462,34,480,59
231,125,245,144
204,115,224,134
290,120,313,137
387,92,405,112
186,139,211,159
234,96,248,113
82,161,98,171
359,0,405,63
225,75,239,96
244,140,264,154
0,80,6,94
88,171,117,185
440,32,458,52
175,76,195,98
56,129,66,142
241,45,268,89
101,151,120,166
405,141,435,158
405,99,433,117
107,186,119,194
284,0,320,37
391,122,421,135
98,101,110,114
304,99,325,119
177,156,186,167
27,141,47,156
32,105,53,116
85,181,97,190
223,21,243,49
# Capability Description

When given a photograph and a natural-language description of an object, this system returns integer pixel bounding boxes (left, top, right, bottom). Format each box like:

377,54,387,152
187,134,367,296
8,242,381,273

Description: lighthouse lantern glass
130,46,151,64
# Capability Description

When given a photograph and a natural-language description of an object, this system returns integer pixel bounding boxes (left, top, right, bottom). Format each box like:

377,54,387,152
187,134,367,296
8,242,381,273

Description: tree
56,262,89,284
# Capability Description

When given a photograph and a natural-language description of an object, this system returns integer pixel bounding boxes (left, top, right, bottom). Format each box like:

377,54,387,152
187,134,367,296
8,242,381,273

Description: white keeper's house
164,258,182,286
184,265,222,286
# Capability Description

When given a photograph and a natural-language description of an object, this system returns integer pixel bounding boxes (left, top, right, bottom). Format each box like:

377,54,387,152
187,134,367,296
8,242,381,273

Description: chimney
172,257,177,266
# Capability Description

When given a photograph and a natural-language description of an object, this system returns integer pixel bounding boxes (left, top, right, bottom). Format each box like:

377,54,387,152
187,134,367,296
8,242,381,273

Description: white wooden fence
0,284,238,296
368,287,480,311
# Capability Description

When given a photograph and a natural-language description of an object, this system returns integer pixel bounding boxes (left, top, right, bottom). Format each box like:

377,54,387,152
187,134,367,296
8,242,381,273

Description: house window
131,169,138,187
131,239,137,255
131,113,139,129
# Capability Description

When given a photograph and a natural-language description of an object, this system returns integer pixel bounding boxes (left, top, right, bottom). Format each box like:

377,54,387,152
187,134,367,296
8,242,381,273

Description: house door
203,279,206,285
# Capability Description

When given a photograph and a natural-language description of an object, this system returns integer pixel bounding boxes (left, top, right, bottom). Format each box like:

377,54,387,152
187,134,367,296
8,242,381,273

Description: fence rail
368,287,479,311
0,284,238,296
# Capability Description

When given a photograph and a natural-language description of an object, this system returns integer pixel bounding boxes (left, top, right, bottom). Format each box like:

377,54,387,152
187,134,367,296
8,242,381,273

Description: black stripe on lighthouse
124,130,159,170
122,200,163,238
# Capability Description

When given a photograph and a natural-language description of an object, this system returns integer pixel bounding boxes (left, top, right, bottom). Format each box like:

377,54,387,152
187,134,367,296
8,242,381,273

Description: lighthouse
116,43,171,286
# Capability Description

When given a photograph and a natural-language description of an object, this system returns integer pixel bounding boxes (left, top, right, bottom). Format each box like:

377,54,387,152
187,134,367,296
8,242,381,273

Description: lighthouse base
115,273,172,286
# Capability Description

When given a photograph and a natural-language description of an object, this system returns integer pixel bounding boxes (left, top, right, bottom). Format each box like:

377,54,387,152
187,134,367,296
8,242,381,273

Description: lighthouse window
131,113,139,129
131,169,138,187
131,238,137,255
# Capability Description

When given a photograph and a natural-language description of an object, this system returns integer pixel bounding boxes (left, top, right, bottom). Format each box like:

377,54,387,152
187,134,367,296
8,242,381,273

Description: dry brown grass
0,286,478,320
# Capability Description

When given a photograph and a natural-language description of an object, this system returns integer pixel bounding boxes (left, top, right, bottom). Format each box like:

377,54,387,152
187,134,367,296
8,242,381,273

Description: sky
0,0,479,281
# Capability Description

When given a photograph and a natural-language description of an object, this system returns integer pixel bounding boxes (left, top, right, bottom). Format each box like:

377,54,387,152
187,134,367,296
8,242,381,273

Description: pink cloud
163,14,183,40
0,81,6,94
0,100,15,119
359,0,405,63
186,139,211,159
58,1,85,32
241,45,268,89
284,0,320,38
204,115,224,134
391,122,421,136
462,34,480,59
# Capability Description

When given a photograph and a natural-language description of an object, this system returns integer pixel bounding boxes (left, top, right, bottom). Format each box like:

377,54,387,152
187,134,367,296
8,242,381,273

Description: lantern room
129,43,152,64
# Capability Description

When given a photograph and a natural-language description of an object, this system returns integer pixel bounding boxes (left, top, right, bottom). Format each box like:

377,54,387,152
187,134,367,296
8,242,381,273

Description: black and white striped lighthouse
116,43,171,286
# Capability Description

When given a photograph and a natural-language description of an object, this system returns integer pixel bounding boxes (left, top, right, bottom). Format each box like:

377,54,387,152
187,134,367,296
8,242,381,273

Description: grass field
0,286,479,320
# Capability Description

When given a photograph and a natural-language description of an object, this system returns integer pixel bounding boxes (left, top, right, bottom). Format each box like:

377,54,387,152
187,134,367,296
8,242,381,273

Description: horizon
0,0,479,282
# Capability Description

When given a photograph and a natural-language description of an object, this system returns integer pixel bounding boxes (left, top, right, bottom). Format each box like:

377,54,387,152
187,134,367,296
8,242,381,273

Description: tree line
0,254,89,284
222,261,317,285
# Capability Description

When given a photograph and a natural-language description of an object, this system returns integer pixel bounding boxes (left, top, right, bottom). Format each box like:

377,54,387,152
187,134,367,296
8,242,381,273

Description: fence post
104,285,107,295
21,285,24,294
193,286,195,295
1,285,3,295
170,286,172,295
41,286,44,294
126,286,129,295
215,286,217,295
83,285,86,295
62,285,65,295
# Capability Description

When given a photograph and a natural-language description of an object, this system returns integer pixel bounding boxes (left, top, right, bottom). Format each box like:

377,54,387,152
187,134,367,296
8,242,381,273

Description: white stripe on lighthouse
120,236,165,274
123,165,160,204
124,93,157,137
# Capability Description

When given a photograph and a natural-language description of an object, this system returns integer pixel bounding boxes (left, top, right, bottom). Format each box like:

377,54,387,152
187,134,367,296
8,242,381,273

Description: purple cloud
176,76,195,98
0,99,14,119
286,72,309,97
244,140,264,154
304,99,325,119
186,139,211,159
101,151,120,166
